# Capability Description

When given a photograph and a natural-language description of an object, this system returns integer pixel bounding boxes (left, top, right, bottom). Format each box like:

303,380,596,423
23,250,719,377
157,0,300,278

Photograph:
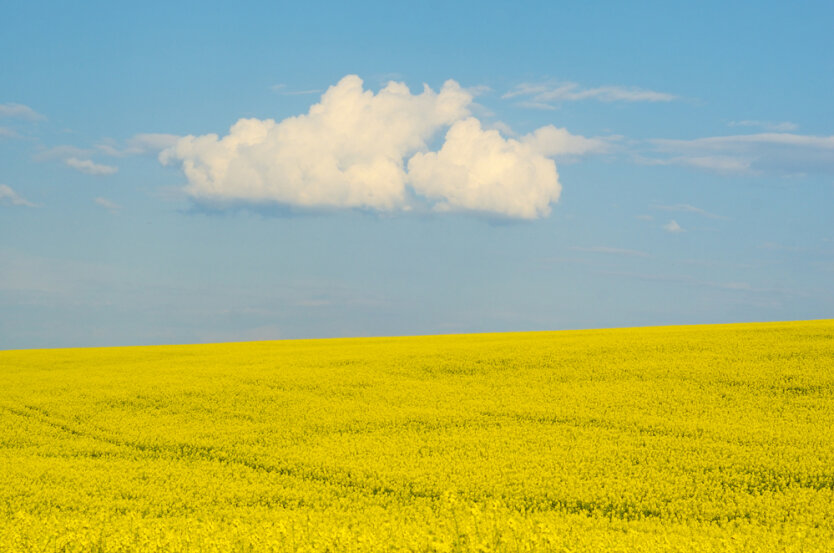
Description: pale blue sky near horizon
1,1,833,348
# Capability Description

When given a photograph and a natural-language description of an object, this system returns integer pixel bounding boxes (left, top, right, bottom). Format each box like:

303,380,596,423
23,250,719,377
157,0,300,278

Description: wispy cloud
598,270,779,294
0,102,45,121
0,184,37,207
33,145,93,162
270,84,322,95
64,157,118,175
572,246,650,258
94,197,121,212
663,220,684,233
645,133,834,175
97,133,180,157
758,242,814,254
728,120,798,132
650,203,728,220
635,154,753,175
504,81,675,109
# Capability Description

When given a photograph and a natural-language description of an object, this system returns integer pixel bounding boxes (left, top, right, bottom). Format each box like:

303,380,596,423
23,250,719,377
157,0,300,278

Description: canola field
1,320,833,552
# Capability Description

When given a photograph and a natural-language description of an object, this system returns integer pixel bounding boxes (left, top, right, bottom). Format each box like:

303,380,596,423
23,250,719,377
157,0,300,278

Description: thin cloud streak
728,120,798,132
271,84,322,95
504,80,676,109
572,246,650,258
96,134,180,157
64,157,118,175
643,132,834,175
94,197,121,212
0,184,37,207
0,103,45,121
650,203,729,220
597,270,799,296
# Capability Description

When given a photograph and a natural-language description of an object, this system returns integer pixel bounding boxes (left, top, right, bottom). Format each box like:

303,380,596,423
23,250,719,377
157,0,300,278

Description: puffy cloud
0,102,45,121
0,184,36,207
161,75,591,219
64,157,118,175
504,81,675,109
162,75,471,211
408,118,560,219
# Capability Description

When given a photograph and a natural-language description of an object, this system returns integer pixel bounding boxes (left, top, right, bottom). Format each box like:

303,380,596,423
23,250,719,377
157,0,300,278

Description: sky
1,1,833,349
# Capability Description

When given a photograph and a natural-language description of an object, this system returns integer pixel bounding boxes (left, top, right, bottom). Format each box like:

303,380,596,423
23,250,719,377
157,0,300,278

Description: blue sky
1,1,833,348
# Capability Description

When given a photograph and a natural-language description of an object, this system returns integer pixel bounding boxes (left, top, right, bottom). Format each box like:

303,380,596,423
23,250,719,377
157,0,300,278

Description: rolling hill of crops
1,320,833,552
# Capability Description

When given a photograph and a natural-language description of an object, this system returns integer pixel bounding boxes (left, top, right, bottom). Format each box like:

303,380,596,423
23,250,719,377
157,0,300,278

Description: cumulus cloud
162,75,470,211
663,220,684,233
161,75,592,219
0,102,45,121
0,184,36,207
504,81,675,109
64,157,118,175
408,118,560,219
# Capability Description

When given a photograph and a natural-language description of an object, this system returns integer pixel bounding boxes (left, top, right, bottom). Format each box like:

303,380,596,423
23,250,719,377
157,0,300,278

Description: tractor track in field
0,403,441,503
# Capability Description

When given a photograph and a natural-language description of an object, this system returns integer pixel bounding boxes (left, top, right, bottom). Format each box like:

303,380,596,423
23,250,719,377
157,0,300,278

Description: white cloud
270,84,322,95
647,133,834,175
598,270,781,294
0,127,19,138
663,220,684,233
675,156,754,174
94,197,121,212
162,75,471,212
162,75,585,219
653,133,834,151
64,157,118,175
33,145,93,162
728,120,798,132
522,125,611,157
650,203,728,220
408,118,561,219
504,81,675,109
97,133,180,157
0,184,36,207
0,102,45,121
572,246,650,257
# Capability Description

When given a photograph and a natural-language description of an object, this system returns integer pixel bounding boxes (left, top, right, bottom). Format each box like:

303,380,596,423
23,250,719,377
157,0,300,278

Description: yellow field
1,320,833,552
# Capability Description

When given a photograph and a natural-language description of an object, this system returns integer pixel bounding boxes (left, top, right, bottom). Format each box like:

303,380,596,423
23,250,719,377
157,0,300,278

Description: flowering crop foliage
1,320,833,551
